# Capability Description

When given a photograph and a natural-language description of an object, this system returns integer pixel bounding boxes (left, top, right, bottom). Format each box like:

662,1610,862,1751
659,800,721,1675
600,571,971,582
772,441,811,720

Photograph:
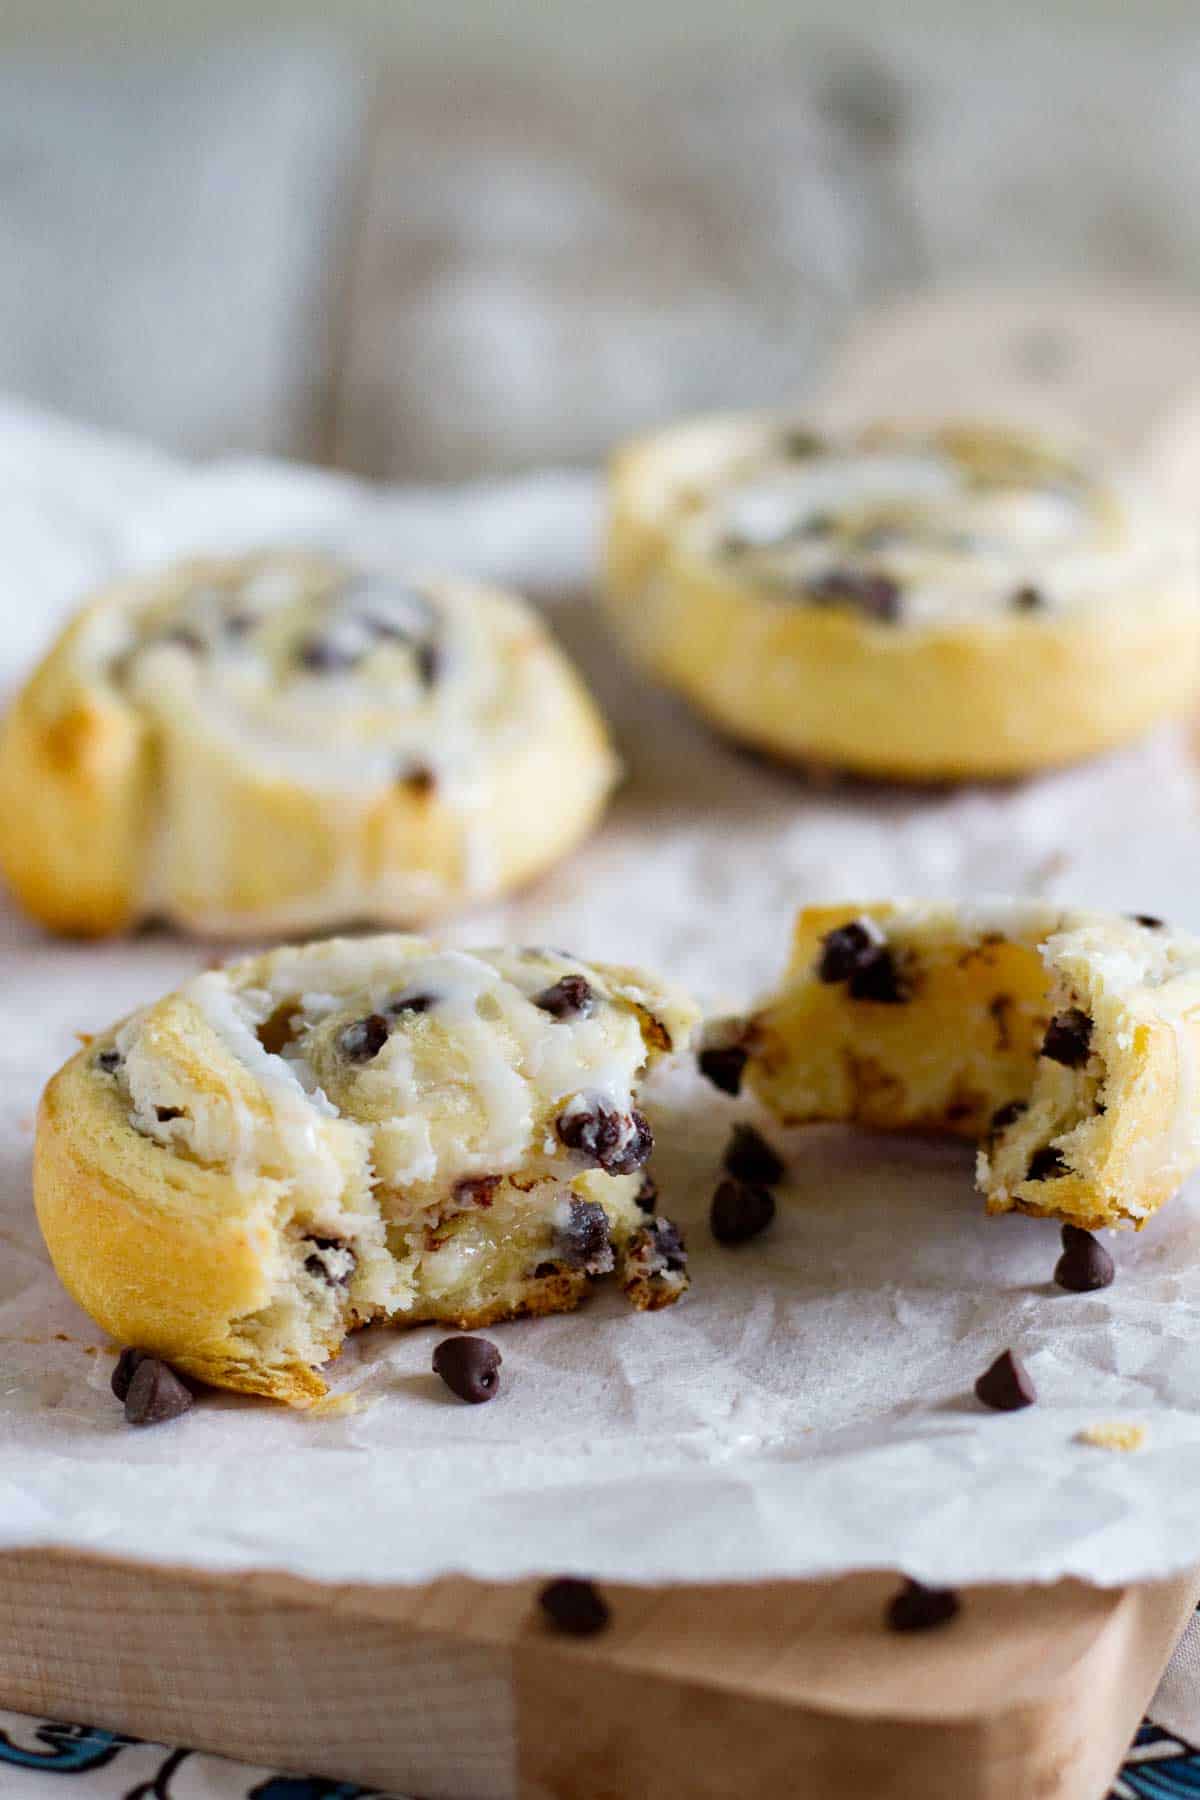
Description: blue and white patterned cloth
6,1610,1200,1800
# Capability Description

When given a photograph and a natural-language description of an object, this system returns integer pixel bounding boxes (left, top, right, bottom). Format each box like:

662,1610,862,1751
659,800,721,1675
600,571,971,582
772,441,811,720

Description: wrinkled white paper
3,397,1200,1590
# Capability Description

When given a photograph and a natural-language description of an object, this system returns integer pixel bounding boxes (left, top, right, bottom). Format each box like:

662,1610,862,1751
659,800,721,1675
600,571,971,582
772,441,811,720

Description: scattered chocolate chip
94,1047,121,1075
539,1577,610,1637
846,946,906,1003
295,635,361,674
1012,584,1045,612
111,1346,148,1401
698,1046,748,1096
885,1580,960,1634
1054,1223,1115,1293
432,1335,502,1404
534,975,595,1021
816,920,881,984
416,641,440,686
780,427,824,459
989,1099,1028,1136
1026,1147,1068,1182
807,568,901,623
1041,1008,1092,1068
557,1103,653,1175
455,1175,501,1209
974,1349,1037,1412
556,1198,612,1272
123,1357,194,1427
634,1171,659,1214
710,1178,776,1246
154,1105,185,1123
401,765,436,797
338,1014,390,1062
1130,913,1164,930
303,1236,356,1286
723,1122,785,1185
385,991,436,1016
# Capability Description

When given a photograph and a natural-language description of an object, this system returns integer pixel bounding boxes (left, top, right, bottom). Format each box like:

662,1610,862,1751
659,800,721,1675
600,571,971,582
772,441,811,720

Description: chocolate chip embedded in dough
974,1348,1037,1412
416,642,440,686
432,1335,502,1404
454,1175,501,1209
846,946,906,1004
710,1178,776,1246
154,1105,185,1123
533,975,595,1021
816,920,882,984
123,1357,194,1427
400,765,437,798
1130,913,1165,929
157,626,206,653
94,1047,122,1076
1041,1008,1092,1068
294,635,362,674
1026,1146,1068,1182
385,991,437,1017
303,1236,357,1286
989,1099,1028,1136
885,1580,960,1633
555,1198,612,1272
256,1000,301,1057
1012,584,1045,612
538,1578,610,1637
1054,1224,1115,1293
634,1172,659,1214
723,1122,785,1185
698,1046,749,1096
556,1102,653,1175
338,1014,390,1062
807,568,902,623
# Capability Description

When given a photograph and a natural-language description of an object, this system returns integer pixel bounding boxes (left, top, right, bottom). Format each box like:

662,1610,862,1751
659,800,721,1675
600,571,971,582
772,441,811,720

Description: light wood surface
0,1549,1195,1798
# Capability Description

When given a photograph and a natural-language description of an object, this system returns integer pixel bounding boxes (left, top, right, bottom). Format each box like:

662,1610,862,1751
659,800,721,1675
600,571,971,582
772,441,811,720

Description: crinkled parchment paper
4,398,1200,1589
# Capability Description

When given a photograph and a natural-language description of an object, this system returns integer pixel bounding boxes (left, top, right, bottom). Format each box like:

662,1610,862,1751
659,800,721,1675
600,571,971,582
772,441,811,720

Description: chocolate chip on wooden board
1054,1224,1115,1293
119,1354,195,1427
432,1336,502,1404
538,1578,611,1637
885,1580,961,1633
974,1349,1037,1412
710,1178,775,1246
723,1122,785,1185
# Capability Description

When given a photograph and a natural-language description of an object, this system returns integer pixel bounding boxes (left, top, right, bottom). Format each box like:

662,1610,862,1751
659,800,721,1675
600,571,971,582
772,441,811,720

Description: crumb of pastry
1075,1421,1146,1453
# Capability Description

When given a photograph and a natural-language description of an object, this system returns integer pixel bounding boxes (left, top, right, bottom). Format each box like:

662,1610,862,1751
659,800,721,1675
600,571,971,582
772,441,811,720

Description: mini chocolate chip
974,1348,1036,1412
386,991,437,1016
557,1103,653,1175
401,765,436,797
1026,1146,1068,1182
648,1217,688,1272
816,921,881,984
94,1047,121,1075
556,1198,612,1270
534,975,595,1021
111,1346,148,1401
123,1357,194,1427
533,1261,560,1279
1041,1008,1092,1068
539,1577,610,1637
885,1580,960,1634
432,1335,502,1404
989,1099,1028,1135
780,427,824,459
339,1014,390,1062
808,568,901,623
455,1175,501,1209
1130,913,1164,929
635,1171,659,1213
710,1178,776,1246
1012,584,1045,612
154,1105,185,1123
417,641,440,686
698,1046,748,1096
303,1236,356,1285
295,635,361,674
1054,1223,1115,1293
723,1122,785,1185
847,946,905,1003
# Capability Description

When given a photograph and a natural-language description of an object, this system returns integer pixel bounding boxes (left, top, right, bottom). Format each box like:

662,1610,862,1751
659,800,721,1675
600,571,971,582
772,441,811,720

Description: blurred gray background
3,1,1199,479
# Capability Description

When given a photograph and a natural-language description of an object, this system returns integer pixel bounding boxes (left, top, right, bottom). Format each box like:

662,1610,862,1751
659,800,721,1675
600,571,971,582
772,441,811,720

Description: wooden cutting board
0,1548,1195,1799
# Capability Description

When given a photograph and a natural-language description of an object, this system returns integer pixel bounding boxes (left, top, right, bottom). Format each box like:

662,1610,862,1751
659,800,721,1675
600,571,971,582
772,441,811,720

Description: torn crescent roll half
0,551,617,937
606,416,1199,780
716,900,1200,1231
36,937,697,1405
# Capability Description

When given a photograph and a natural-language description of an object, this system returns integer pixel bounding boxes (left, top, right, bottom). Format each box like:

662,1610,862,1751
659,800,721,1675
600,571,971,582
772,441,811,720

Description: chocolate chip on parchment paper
1054,1224,1115,1293
974,1349,1037,1412
723,1122,785,1185
710,1178,776,1246
123,1356,195,1427
432,1335,502,1404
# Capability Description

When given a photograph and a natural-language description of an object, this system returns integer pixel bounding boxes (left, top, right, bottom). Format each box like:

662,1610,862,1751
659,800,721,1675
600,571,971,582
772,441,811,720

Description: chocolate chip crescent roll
606,417,1198,780
0,552,617,936
36,938,696,1404
720,901,1200,1231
